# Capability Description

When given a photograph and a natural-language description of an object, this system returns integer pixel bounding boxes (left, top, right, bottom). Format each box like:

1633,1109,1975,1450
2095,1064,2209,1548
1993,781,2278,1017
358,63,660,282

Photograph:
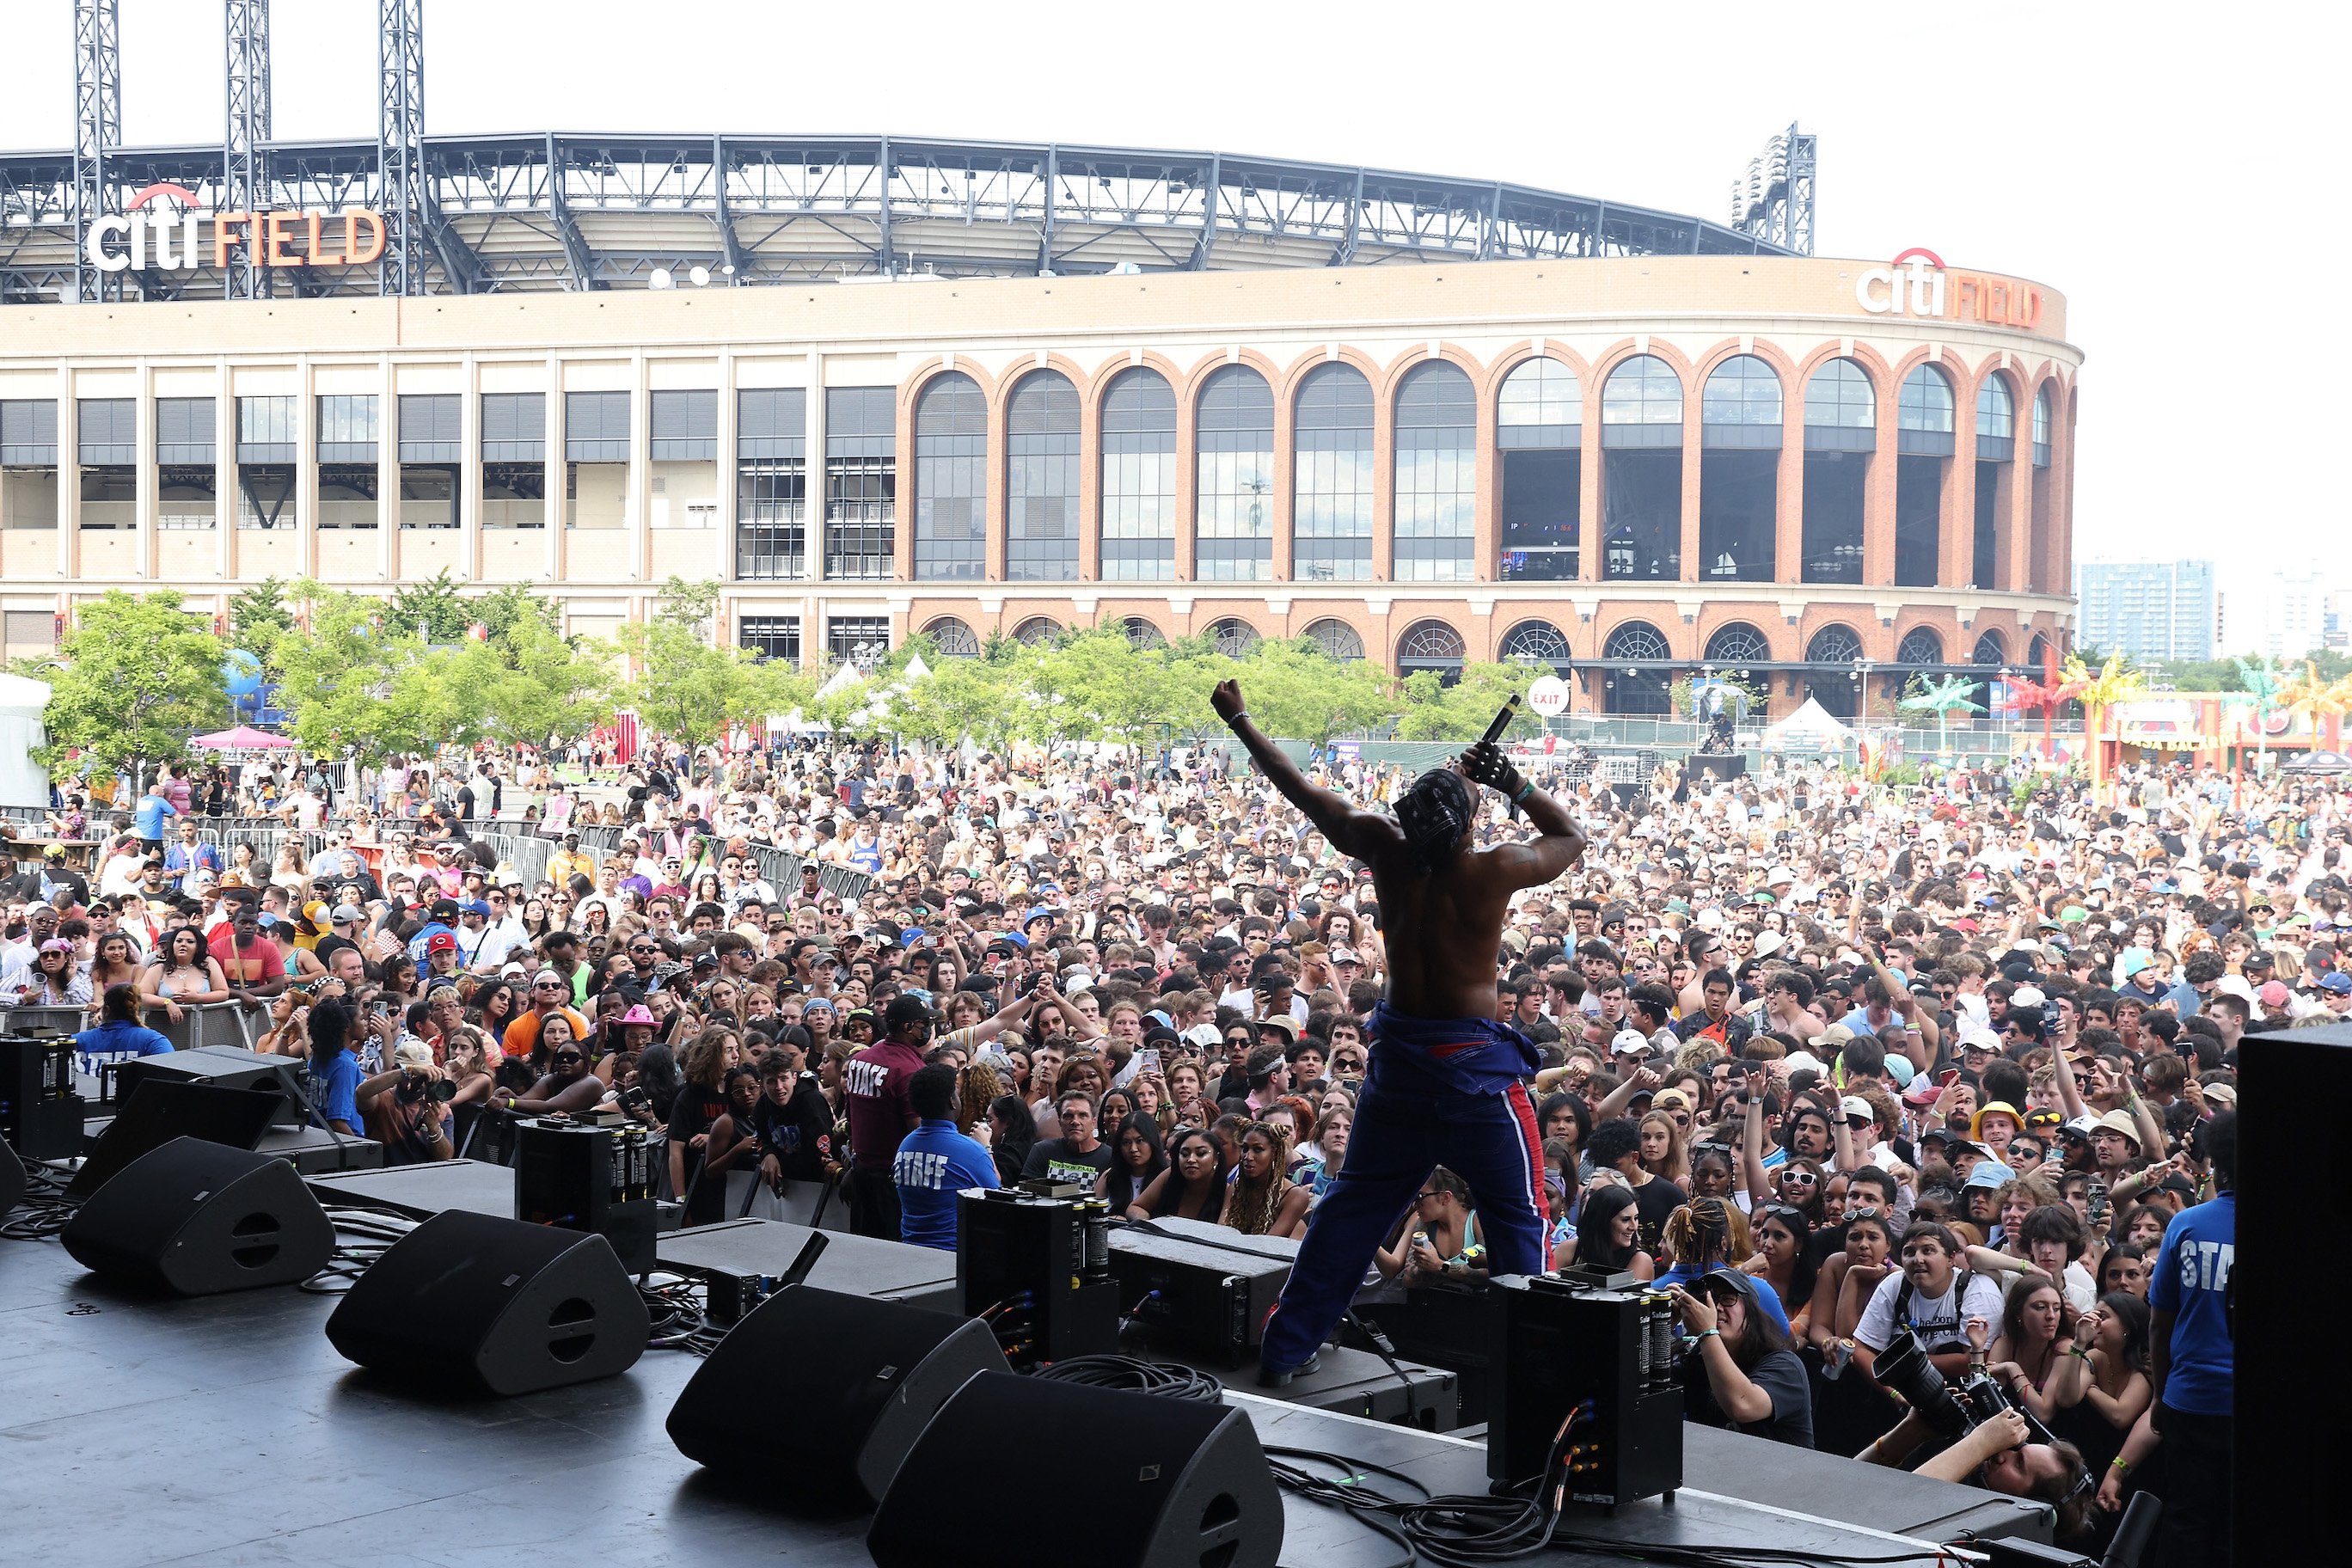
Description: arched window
1602,621,1672,714
2027,633,2051,676
1894,364,1954,589
1119,616,1166,650
1195,365,1274,581
1498,357,1582,582
1972,374,2017,590
1292,363,1374,582
1601,356,1682,581
1013,616,1063,646
1397,620,1467,683
1099,367,1176,582
1895,627,1945,666
1006,371,1079,581
1209,617,1259,658
1704,623,1773,667
924,616,981,658
1303,618,1365,662
1801,358,1873,586
912,372,986,580
1969,629,2010,716
1393,360,1476,582
1700,355,1780,582
1498,620,1572,674
2028,386,2055,592
1804,623,1865,720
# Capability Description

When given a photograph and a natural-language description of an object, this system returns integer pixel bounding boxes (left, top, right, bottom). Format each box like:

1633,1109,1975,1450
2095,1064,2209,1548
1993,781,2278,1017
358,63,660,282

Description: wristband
1225,710,1250,727
2110,1457,2130,1473
1690,1327,1720,1343
1514,781,1535,804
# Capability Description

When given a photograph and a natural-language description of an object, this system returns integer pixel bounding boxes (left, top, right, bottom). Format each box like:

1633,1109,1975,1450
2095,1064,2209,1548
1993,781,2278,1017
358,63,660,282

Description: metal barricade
150,1000,266,1053
0,1003,89,1038
818,863,875,902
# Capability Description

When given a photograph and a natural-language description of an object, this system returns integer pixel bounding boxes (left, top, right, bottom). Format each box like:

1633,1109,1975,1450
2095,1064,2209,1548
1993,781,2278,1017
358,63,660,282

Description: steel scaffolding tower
377,0,429,295
72,0,122,302
224,0,272,298
1729,125,1816,257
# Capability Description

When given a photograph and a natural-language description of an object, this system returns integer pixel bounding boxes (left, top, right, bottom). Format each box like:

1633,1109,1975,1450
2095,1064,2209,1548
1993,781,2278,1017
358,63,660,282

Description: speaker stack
59,1136,335,1295
324,1209,649,1396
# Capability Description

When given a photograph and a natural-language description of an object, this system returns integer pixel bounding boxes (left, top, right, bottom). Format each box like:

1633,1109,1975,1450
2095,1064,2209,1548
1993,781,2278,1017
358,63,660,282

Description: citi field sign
1856,248,2044,331
83,181,387,274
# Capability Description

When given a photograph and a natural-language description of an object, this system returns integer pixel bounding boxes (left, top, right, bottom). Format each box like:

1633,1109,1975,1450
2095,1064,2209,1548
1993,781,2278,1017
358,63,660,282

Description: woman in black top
1096,1112,1167,1216
1126,1127,1228,1222
1672,1266,1814,1448
984,1093,1037,1187
665,1031,734,1226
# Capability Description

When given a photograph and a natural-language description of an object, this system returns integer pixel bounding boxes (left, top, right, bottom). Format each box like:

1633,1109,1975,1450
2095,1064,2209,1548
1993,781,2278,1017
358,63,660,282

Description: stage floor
0,1233,2036,1566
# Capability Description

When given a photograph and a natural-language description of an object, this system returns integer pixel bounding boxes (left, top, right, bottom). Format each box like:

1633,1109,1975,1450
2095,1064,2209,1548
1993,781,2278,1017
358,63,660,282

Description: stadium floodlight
648,266,674,290
689,265,711,287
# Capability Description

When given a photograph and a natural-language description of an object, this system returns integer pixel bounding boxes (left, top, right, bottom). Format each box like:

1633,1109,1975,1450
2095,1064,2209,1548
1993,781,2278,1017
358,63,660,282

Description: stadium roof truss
0,132,1792,303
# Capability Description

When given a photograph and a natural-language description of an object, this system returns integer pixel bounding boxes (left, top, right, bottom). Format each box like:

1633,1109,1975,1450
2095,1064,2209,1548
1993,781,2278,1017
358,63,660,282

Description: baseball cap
331,904,366,923
2319,973,2352,995
2258,980,2291,1008
426,930,457,953
2059,1114,2101,1142
392,1040,436,1070
1330,946,1361,965
1609,1029,1652,1057
2094,1109,2143,1147
1653,1087,1694,1112
1839,1094,1875,1128
461,899,492,916
1962,1160,2018,1191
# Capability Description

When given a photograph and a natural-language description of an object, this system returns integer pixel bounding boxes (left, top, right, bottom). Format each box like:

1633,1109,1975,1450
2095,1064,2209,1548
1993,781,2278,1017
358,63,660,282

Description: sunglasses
552,1051,585,1064
1779,1171,1818,1188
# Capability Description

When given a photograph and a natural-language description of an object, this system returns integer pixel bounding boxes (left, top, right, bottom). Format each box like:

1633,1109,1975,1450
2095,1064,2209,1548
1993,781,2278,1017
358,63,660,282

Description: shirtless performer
1210,678,1587,1385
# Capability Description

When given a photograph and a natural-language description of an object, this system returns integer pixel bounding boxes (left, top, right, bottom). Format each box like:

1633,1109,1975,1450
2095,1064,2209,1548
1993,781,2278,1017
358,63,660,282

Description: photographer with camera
1847,1221,2007,1382
355,1038,456,1164
1860,1330,2094,1540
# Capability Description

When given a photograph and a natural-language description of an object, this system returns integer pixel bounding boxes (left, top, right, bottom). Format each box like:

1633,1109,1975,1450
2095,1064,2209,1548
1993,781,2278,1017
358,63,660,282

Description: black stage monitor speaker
66,1079,281,1201
1,1133,24,1218
114,1047,299,1123
325,1209,649,1396
60,1136,335,1295
667,1283,1007,1506
869,1371,1283,1568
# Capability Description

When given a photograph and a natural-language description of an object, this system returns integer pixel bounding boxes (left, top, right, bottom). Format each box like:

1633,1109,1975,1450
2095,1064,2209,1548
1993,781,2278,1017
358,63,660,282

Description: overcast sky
0,2,2331,592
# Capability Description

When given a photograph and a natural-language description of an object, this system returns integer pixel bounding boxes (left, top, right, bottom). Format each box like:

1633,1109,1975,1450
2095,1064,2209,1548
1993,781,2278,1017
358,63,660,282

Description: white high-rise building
2219,570,2331,662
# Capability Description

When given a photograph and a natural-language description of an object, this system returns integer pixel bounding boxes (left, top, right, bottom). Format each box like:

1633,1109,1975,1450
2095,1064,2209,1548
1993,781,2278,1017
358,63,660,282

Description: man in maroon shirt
843,995,932,1239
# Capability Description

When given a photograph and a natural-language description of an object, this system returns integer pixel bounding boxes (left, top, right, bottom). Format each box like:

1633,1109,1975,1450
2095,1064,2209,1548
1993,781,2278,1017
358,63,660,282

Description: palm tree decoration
2279,662,2352,747
2236,657,2288,765
1897,673,1984,752
2063,652,2148,799
1997,668,2086,761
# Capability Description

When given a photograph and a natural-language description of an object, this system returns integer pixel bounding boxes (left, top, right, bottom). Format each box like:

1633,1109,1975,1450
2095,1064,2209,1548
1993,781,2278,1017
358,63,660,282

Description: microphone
1480,693,1522,747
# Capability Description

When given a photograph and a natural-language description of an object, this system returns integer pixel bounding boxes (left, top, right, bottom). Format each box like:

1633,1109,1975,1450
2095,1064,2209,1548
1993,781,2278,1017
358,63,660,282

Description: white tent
1759,697,1854,754
815,661,865,701
0,672,51,807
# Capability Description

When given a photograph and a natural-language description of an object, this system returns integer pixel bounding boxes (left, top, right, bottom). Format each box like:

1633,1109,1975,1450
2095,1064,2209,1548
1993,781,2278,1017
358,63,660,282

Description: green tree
614,579,784,750
272,584,437,763
474,581,561,643
228,576,295,663
1158,634,1244,743
432,613,619,750
1032,628,1172,748
35,590,230,788
1233,638,1392,746
893,647,1033,754
1393,660,1541,742
383,568,474,643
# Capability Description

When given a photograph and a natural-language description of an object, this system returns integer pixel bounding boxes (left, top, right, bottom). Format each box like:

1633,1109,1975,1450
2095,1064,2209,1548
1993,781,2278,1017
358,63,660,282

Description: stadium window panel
737,389,807,580
1007,371,1080,582
1602,621,1672,714
481,462,545,529
740,616,801,664
1193,365,1273,582
1099,368,1176,582
825,388,896,582
1602,357,1681,582
1,400,61,530
1497,357,1581,582
1801,450,1865,584
1292,364,1374,584
828,616,892,667
1393,361,1475,583
316,395,378,463
913,372,986,581
1895,452,1945,588
236,465,296,530
317,465,377,529
1973,459,2006,588
157,466,215,530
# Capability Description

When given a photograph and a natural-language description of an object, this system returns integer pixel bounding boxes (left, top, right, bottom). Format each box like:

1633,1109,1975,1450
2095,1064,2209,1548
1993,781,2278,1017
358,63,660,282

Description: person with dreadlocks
1210,677,1587,1386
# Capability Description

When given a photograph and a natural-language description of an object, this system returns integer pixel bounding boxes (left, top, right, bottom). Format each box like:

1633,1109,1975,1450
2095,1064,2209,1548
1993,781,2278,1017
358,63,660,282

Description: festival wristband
1690,1327,1720,1344
1514,781,1535,804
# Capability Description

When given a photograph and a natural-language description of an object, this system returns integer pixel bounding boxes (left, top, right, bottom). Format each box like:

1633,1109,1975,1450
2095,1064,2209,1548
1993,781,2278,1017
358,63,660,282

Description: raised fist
1460,742,1522,795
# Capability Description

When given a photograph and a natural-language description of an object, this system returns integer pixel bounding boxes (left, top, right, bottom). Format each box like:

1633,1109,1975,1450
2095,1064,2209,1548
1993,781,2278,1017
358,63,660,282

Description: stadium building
0,111,2079,718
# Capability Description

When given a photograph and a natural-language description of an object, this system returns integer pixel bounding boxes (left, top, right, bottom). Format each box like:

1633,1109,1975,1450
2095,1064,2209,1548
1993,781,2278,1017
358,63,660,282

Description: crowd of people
3,725,2270,1564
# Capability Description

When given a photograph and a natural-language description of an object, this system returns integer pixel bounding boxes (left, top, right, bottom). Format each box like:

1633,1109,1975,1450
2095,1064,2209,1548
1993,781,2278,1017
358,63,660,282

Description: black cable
0,1197,75,1240
1031,1354,1224,1403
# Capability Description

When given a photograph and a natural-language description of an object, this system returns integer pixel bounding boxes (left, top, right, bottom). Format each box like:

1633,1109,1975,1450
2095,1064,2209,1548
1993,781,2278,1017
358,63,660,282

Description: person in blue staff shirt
74,983,175,1075
892,1062,999,1251
303,995,364,1136
2147,1109,2233,1568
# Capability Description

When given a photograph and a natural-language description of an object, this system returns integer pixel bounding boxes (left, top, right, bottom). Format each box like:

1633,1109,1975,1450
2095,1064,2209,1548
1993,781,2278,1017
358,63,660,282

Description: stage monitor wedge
325,1209,648,1396
61,1136,335,1295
